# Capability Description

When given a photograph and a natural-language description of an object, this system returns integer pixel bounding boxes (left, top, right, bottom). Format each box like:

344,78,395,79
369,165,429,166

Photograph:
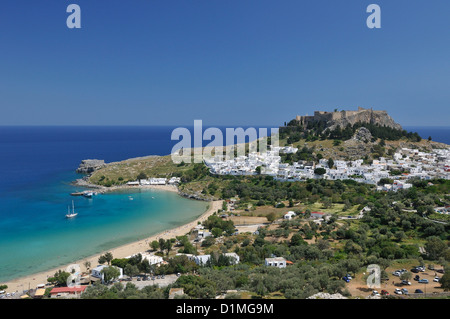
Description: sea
403,126,450,145
0,125,448,284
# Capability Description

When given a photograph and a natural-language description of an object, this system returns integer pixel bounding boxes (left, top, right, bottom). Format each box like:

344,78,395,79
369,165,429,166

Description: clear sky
0,0,449,126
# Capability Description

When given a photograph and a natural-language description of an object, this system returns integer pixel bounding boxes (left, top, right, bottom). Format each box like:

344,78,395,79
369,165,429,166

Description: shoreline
72,178,180,194
2,182,222,294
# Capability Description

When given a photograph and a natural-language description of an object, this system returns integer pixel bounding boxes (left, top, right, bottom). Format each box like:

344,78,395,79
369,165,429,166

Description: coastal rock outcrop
178,191,214,202
76,159,106,174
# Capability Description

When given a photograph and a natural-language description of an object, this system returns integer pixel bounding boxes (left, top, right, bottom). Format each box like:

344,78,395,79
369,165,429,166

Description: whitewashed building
265,257,287,268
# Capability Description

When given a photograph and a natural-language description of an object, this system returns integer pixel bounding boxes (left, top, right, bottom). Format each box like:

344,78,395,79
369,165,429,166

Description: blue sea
0,126,207,283
0,125,447,284
404,126,450,144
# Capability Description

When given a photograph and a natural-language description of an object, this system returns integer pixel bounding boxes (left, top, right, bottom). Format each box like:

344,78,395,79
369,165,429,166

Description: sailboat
65,200,78,218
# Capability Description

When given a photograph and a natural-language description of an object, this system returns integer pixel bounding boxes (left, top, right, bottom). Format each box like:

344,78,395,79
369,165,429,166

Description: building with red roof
50,286,87,298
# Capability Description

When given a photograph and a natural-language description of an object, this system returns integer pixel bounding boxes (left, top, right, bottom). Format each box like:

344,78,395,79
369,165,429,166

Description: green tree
159,238,166,252
47,270,71,287
150,240,159,252
440,272,450,291
101,266,121,284
328,158,334,169
266,212,277,223
400,272,412,281
124,264,140,279
290,233,307,246
98,255,107,265
98,252,114,265
166,240,173,255
314,168,326,176
137,172,147,180
104,252,114,265
201,236,216,248
211,227,223,238
425,236,447,260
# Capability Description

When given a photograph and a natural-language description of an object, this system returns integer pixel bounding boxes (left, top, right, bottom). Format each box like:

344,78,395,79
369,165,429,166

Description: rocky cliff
326,108,402,131
76,159,106,174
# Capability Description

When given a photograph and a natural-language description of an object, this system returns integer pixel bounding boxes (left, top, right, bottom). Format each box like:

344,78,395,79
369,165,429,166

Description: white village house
90,265,123,283
265,257,287,268
284,211,296,220
204,146,450,185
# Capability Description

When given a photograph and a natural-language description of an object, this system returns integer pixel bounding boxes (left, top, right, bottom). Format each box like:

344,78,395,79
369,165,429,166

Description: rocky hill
76,159,106,174
293,107,402,131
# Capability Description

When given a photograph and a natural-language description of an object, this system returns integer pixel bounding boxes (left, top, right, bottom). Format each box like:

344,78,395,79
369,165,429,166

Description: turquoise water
0,170,208,283
0,126,213,283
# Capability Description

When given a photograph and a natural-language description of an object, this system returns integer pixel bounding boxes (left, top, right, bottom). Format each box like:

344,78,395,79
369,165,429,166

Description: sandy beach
2,186,222,294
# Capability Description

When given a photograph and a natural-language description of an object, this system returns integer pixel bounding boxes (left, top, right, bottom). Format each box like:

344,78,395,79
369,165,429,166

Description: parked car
411,268,419,273
428,265,435,270
433,277,440,282
346,274,353,280
401,280,411,285
437,269,445,274
342,276,350,283
414,275,420,281
418,279,429,284
393,271,401,277
414,289,423,294
401,288,409,295
394,288,403,295
381,290,389,296
372,290,380,296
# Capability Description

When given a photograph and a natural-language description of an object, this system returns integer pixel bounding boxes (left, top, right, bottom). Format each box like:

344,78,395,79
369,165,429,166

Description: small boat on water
65,200,78,218
83,191,98,198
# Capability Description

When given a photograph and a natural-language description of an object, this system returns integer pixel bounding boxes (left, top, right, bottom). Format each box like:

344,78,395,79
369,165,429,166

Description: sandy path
2,197,222,294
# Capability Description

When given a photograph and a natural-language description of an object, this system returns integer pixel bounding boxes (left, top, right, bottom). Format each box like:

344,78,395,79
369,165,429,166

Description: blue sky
0,0,449,126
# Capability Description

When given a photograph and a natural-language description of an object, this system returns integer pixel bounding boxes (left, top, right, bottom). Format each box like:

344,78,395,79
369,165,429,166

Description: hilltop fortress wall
295,107,402,131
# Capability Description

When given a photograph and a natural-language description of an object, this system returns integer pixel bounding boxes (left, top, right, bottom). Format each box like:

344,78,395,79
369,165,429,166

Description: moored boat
65,200,78,218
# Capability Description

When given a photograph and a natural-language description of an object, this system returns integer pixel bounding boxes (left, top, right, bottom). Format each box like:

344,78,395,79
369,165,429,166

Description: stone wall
293,107,402,131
